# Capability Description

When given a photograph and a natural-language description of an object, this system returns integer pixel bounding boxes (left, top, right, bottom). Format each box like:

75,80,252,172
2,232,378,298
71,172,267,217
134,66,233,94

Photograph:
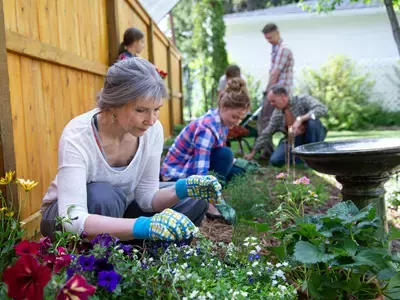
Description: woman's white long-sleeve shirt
41,108,163,234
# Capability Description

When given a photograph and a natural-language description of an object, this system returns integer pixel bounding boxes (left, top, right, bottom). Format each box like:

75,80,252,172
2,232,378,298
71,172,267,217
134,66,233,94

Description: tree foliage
173,0,228,116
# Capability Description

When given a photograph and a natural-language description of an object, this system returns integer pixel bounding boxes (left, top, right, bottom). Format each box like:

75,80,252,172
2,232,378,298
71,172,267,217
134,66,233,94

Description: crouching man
244,85,328,167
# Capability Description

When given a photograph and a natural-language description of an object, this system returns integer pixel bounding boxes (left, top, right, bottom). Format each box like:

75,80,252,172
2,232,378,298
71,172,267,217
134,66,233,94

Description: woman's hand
132,209,196,241
175,175,223,204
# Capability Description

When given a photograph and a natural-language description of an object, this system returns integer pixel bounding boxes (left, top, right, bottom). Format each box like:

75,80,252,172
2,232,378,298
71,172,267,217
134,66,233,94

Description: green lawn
230,129,400,155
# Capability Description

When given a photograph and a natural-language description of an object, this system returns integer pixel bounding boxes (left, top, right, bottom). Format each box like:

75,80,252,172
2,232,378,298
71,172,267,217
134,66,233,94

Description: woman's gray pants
40,182,208,241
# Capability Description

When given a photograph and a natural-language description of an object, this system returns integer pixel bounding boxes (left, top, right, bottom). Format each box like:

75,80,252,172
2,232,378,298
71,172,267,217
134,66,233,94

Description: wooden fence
0,0,184,239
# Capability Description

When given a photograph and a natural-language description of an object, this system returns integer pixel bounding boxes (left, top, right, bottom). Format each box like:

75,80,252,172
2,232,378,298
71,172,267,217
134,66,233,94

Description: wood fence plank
0,0,18,207
6,30,108,75
106,0,120,65
3,0,17,32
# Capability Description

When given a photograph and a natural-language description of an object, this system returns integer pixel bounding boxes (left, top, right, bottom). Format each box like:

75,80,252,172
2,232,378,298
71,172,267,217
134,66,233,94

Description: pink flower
54,247,72,273
57,274,96,300
276,172,287,179
293,176,310,185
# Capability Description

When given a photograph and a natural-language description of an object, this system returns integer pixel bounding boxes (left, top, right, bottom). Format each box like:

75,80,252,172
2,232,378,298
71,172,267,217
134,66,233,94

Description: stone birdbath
292,138,400,234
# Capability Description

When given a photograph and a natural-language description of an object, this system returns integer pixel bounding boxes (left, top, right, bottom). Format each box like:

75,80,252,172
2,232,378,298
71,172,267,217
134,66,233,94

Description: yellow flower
16,178,39,192
0,171,15,185
5,211,14,217
0,207,6,212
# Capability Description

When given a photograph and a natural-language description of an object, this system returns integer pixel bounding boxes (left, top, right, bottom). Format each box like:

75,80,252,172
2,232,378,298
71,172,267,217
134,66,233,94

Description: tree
173,0,228,115
301,0,400,56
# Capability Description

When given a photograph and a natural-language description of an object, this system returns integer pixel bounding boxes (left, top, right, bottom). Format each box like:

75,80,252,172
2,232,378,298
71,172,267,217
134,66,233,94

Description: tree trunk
384,0,400,55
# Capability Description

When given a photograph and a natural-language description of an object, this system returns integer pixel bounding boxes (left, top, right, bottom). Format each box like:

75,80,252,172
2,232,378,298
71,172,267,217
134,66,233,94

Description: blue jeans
270,119,326,167
210,147,245,185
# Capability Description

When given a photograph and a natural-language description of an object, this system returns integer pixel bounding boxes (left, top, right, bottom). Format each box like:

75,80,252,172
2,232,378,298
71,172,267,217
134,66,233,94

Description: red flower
39,237,52,257
3,255,52,300
54,247,72,273
57,274,96,300
15,240,40,257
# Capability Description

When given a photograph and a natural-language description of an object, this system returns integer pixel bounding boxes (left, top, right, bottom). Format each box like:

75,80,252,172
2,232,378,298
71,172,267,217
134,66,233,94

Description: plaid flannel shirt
161,109,228,179
270,39,294,94
253,94,328,153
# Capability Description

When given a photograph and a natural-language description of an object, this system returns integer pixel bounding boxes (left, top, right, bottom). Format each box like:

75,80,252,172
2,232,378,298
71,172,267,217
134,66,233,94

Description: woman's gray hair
97,57,169,110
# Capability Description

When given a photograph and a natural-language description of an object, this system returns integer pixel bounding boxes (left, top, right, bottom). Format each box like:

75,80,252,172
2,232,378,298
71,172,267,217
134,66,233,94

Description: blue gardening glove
132,209,196,241
175,175,223,204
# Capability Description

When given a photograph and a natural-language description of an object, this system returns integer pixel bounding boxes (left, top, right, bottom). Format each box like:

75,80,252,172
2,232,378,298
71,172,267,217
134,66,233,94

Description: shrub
300,55,386,131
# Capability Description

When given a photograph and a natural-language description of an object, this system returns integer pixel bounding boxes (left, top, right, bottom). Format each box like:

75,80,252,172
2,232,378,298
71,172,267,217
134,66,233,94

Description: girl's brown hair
219,77,250,111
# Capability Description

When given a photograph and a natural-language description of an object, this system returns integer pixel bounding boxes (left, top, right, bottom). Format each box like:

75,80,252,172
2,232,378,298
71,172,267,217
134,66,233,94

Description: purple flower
248,255,254,261
66,267,80,280
94,258,114,272
147,289,153,295
91,233,115,248
117,244,133,255
98,270,122,292
80,231,88,239
79,255,95,271
141,263,149,270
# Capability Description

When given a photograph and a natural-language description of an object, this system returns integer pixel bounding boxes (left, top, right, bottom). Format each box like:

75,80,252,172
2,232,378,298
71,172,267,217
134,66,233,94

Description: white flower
278,285,287,291
244,237,250,242
148,257,154,262
243,242,250,247
118,249,124,254
249,250,257,254
182,263,188,269
272,280,278,286
274,269,285,279
276,263,282,268
240,291,248,297
206,292,213,299
247,271,253,276
282,261,289,267
252,261,259,267
255,245,261,252
251,242,257,246
267,262,272,266
198,296,206,300
251,237,257,241
233,291,239,296
189,290,199,298
201,262,205,267
183,298,188,300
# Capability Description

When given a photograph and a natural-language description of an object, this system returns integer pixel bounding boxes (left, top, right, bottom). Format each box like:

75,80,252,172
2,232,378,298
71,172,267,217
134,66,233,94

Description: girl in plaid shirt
161,78,250,216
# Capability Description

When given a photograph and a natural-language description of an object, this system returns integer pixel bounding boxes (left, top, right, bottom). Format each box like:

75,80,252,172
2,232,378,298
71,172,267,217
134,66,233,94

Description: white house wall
224,8,400,111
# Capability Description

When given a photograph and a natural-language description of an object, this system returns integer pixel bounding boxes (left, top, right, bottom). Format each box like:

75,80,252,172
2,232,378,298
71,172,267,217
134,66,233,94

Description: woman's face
116,98,163,136
219,106,248,129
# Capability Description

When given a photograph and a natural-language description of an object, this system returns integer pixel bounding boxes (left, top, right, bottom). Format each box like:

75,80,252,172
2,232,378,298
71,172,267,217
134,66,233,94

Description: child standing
117,27,145,61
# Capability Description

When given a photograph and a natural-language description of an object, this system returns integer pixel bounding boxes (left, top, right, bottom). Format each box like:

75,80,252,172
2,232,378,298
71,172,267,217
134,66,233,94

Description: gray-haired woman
40,58,222,242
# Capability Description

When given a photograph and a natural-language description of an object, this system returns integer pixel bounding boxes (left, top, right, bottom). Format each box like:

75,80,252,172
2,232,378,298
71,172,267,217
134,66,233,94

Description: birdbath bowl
292,138,400,233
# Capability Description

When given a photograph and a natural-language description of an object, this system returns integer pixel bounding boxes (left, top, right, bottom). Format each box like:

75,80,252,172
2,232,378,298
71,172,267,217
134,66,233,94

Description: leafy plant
268,201,400,299
0,171,39,277
300,55,385,131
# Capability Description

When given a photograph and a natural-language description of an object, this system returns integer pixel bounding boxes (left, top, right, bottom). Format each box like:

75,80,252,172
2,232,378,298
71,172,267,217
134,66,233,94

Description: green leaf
353,250,387,270
327,201,360,219
343,239,358,257
388,227,400,242
240,220,269,233
268,246,286,261
294,241,322,264
307,273,323,299
385,273,400,300
378,268,397,281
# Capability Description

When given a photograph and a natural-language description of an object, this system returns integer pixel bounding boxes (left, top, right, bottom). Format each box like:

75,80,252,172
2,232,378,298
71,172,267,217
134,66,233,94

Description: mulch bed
199,169,400,252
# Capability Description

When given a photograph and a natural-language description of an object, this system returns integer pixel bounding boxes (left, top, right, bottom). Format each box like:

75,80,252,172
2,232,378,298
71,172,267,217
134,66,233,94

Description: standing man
257,23,294,158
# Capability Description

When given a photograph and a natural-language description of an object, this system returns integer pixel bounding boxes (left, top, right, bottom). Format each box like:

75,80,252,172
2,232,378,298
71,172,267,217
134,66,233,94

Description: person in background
257,23,294,159
161,78,250,218
217,65,247,98
40,58,223,243
117,27,146,61
245,85,328,167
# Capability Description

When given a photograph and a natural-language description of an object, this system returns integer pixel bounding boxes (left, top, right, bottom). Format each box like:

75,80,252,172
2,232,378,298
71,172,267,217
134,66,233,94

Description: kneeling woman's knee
87,182,126,217
215,146,234,162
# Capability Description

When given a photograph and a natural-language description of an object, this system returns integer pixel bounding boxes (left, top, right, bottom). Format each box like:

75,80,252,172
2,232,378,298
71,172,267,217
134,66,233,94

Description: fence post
167,42,174,135
148,20,155,64
179,58,184,124
0,0,18,207
106,0,120,66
